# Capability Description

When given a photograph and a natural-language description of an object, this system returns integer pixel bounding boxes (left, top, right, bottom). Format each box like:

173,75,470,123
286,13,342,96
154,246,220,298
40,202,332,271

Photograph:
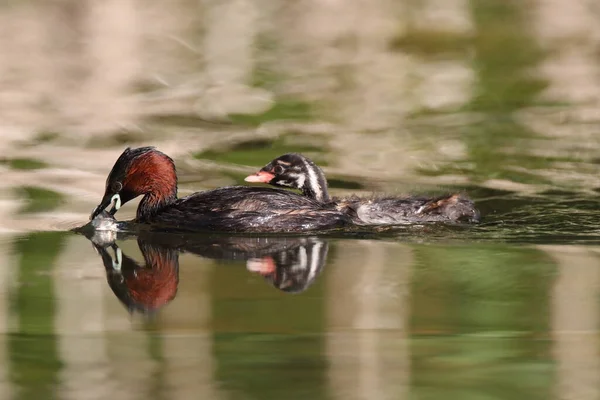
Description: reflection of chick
246,239,328,293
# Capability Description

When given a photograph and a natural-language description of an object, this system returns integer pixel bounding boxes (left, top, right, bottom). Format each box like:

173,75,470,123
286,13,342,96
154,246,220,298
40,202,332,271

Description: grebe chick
90,147,350,233
245,153,480,225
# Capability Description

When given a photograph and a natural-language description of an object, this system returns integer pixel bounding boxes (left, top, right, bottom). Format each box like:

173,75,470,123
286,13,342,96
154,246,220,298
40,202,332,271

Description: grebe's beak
90,193,121,220
244,170,275,183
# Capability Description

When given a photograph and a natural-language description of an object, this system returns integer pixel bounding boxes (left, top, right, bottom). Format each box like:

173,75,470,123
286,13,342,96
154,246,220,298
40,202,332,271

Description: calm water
3,196,600,400
2,0,600,399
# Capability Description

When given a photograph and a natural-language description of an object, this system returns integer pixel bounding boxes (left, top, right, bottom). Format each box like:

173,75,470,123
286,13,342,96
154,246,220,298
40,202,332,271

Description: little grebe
90,147,350,233
245,153,480,225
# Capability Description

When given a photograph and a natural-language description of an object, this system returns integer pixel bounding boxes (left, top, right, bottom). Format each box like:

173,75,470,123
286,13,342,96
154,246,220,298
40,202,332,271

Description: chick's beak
244,170,275,183
89,193,119,220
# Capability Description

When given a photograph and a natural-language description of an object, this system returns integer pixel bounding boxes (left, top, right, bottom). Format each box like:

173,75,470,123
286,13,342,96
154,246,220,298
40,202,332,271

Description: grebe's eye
274,165,284,175
111,181,123,193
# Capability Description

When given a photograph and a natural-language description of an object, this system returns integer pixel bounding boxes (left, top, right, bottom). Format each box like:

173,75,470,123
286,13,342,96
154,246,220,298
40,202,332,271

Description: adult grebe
90,147,350,233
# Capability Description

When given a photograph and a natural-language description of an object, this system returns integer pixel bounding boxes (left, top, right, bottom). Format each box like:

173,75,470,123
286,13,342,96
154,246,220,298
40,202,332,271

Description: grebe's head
244,153,330,202
90,147,177,220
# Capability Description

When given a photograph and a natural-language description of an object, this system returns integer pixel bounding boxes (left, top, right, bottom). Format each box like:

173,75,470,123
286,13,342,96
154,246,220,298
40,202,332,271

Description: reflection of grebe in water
92,236,179,315
245,238,328,293
170,235,329,293
80,216,331,314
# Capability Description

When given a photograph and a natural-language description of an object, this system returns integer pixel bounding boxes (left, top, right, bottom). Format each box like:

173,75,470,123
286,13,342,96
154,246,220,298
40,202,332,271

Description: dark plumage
90,147,351,233
245,153,481,225
145,186,349,232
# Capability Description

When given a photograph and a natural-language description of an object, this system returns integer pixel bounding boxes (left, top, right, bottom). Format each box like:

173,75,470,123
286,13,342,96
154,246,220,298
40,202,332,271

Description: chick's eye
111,182,123,193
274,165,284,175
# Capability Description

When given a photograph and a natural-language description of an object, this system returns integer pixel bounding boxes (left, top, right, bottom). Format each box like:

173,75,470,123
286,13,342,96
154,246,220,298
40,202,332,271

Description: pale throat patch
111,193,122,210
283,172,305,188
277,179,295,187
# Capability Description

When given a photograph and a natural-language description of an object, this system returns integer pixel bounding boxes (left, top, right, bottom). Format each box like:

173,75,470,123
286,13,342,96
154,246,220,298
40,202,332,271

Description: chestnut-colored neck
126,151,178,222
